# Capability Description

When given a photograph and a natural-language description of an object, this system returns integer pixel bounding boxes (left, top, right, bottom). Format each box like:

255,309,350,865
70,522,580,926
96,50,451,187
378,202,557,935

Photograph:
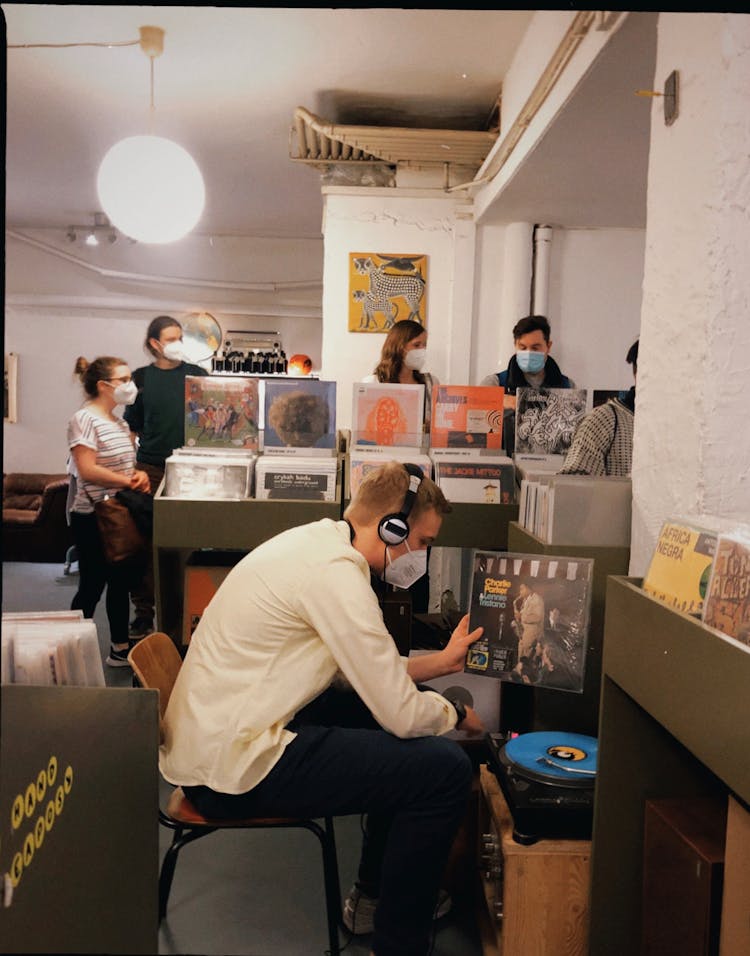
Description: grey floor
2,560,483,956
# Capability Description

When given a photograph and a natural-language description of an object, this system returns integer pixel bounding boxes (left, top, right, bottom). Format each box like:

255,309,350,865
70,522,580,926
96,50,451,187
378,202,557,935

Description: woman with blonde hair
67,356,151,667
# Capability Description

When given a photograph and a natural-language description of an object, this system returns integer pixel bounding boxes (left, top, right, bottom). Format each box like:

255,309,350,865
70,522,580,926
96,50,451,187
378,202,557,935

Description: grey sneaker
342,885,451,935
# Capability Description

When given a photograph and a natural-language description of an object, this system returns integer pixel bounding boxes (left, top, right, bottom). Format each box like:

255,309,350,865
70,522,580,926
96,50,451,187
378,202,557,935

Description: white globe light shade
97,135,205,244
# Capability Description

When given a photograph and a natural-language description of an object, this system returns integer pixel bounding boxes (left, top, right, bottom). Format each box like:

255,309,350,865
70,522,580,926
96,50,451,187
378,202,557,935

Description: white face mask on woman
403,348,427,372
110,380,138,406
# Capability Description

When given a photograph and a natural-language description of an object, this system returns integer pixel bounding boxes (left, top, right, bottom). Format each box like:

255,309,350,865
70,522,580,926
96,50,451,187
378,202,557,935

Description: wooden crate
478,764,591,956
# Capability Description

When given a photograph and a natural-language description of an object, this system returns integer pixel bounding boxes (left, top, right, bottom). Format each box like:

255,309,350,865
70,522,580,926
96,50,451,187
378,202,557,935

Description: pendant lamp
97,27,205,244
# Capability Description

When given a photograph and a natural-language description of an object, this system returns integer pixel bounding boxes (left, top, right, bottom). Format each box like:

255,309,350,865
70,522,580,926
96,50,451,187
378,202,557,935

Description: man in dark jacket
480,315,575,454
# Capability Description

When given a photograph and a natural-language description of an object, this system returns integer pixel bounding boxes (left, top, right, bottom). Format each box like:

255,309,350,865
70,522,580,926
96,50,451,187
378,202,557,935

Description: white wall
3,231,324,473
547,228,645,392
472,223,645,392
320,187,475,432
630,12,750,573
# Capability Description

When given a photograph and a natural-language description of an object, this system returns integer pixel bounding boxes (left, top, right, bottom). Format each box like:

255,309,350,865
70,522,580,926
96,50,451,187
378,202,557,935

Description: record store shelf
153,467,343,643
588,576,750,956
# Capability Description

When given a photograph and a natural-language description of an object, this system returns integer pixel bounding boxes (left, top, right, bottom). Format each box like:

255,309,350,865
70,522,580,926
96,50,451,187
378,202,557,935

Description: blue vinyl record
504,731,597,785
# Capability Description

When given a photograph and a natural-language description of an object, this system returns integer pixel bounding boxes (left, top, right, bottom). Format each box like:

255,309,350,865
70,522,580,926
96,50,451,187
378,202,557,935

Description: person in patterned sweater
559,340,638,477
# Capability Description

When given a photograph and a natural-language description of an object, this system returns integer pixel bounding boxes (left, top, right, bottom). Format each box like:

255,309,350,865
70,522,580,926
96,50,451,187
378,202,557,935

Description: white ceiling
2,5,535,240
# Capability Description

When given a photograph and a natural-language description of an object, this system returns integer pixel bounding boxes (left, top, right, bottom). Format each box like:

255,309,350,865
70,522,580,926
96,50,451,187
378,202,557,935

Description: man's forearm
406,649,457,683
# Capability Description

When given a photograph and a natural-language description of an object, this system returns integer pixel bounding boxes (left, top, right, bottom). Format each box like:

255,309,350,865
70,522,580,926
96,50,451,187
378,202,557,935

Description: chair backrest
128,632,183,738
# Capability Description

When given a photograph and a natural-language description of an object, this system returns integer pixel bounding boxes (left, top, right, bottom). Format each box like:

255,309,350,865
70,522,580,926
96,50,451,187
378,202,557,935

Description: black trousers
185,687,472,956
69,511,145,645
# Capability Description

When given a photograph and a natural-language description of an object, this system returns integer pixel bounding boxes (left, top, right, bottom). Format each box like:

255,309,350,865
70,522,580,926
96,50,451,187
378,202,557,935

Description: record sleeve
514,387,587,457
185,375,259,450
430,385,505,450
701,526,750,647
255,456,338,501
164,454,255,500
643,517,718,616
263,379,337,452
434,456,515,504
464,550,593,693
351,382,424,447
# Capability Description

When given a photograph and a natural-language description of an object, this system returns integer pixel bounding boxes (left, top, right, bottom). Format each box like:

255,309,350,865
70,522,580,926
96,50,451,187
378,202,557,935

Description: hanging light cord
8,39,140,49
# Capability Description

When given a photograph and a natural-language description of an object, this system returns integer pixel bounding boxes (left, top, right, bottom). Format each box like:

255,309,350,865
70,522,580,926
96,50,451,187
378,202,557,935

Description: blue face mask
516,350,547,374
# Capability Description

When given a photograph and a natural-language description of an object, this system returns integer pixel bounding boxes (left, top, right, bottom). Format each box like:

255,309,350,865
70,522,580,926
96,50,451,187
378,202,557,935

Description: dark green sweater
124,362,208,467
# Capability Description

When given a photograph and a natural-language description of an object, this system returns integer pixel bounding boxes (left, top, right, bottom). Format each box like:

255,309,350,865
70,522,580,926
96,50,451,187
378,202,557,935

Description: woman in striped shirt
68,356,151,667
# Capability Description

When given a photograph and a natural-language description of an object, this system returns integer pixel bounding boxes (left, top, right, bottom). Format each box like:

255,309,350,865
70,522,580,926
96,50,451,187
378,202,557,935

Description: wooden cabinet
589,577,750,956
477,764,591,956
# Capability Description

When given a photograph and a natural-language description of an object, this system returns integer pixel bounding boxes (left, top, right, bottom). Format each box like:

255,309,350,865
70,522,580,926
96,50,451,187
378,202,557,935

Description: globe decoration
181,312,222,365
288,354,313,376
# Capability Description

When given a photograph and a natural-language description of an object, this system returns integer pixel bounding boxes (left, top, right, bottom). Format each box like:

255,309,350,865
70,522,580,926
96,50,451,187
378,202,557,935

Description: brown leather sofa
2,473,74,563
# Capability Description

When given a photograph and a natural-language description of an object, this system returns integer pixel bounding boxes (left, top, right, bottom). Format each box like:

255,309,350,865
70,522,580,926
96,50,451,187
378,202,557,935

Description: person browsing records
363,319,437,433
559,339,638,477
160,461,484,956
123,316,208,638
480,314,574,408
67,356,151,668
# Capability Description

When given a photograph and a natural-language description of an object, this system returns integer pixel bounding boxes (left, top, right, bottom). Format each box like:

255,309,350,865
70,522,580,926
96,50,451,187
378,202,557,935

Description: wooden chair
128,632,342,955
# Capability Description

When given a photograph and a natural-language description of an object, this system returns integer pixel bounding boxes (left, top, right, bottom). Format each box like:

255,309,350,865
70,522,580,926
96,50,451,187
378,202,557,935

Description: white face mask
403,348,427,372
111,380,138,406
383,541,428,590
162,340,184,363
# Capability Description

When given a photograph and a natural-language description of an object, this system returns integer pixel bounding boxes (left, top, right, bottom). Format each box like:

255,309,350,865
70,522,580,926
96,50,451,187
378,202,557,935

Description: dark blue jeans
185,687,473,956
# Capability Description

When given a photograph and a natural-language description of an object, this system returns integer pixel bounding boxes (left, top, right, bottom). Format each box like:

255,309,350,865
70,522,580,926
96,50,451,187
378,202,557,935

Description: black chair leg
301,817,342,955
159,826,217,921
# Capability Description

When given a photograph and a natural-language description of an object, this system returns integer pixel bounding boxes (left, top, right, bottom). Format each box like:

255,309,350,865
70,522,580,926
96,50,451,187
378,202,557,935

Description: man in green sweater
124,315,208,637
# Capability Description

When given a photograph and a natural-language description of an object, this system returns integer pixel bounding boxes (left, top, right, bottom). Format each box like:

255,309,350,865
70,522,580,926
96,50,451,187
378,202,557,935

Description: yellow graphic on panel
2,754,73,897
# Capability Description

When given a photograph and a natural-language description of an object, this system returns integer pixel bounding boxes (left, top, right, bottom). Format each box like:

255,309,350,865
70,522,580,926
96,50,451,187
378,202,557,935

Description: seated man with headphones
160,461,484,956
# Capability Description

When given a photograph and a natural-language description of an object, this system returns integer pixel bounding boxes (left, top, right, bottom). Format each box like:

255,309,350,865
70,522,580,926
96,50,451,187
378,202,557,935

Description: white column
630,13,750,573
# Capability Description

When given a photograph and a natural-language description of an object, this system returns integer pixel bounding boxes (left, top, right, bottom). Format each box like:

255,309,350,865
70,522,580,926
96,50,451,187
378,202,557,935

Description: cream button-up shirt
159,518,456,794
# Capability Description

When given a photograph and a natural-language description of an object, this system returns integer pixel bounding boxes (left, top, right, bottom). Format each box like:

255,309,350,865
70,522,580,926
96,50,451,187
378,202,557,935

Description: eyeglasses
107,376,132,384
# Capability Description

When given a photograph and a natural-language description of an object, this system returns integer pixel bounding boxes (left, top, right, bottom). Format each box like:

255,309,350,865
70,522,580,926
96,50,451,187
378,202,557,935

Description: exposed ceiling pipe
532,225,553,316
448,9,600,193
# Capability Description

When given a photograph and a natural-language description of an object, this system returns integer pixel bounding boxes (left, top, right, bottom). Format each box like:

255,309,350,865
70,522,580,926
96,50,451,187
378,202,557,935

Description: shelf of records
640,516,750,652
517,474,633,548
1,611,106,687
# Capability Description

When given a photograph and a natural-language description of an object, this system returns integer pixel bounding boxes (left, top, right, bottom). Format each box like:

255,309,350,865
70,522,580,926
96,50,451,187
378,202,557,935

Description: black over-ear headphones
378,464,424,546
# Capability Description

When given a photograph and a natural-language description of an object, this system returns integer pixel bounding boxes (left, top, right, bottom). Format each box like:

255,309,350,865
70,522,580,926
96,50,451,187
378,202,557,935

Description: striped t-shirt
67,406,135,514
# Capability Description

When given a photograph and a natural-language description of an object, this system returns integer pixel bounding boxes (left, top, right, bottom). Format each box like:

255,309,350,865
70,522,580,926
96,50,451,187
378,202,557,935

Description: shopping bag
94,495,148,564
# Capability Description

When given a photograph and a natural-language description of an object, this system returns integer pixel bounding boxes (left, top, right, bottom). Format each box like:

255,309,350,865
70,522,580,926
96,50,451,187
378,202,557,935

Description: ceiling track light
65,213,120,246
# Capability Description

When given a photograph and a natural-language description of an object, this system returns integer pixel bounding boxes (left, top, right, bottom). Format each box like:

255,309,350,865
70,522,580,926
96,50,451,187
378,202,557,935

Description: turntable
486,730,597,844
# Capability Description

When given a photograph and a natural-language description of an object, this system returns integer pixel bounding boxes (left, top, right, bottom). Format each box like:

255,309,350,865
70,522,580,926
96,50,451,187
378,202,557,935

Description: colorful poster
348,252,428,332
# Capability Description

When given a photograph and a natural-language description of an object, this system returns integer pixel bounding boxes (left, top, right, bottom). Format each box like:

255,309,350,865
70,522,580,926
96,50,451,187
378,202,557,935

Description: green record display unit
588,577,750,956
435,502,519,551
0,685,159,954
153,461,344,642
501,521,631,737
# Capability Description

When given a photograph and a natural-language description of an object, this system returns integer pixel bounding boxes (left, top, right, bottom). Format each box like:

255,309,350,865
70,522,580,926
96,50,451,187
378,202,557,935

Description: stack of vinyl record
164,451,256,499
255,455,338,501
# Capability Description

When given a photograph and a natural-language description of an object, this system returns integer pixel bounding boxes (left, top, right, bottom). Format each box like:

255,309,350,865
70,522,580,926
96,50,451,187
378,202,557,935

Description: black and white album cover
514,388,587,457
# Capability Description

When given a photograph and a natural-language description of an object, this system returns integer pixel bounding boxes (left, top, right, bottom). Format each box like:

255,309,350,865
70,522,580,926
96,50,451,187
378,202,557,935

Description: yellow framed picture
348,253,427,332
